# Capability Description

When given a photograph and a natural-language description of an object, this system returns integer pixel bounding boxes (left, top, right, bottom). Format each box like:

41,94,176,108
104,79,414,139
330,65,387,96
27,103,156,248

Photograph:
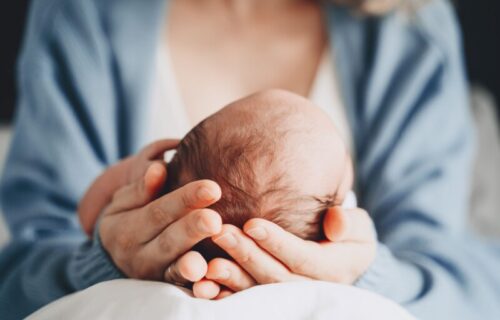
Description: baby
164,90,353,259
79,90,353,260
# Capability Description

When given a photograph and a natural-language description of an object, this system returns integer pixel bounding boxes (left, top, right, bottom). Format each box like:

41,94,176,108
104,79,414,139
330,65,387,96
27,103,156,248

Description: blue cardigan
1,0,499,318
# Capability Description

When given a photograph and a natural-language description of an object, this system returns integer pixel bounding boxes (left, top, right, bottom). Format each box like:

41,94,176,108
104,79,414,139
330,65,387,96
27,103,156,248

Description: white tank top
147,43,353,152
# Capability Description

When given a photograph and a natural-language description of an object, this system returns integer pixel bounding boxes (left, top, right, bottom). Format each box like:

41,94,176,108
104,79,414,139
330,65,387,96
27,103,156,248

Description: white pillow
28,279,414,320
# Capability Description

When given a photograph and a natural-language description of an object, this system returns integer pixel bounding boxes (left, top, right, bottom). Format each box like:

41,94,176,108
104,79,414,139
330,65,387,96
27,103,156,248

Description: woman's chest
165,0,327,125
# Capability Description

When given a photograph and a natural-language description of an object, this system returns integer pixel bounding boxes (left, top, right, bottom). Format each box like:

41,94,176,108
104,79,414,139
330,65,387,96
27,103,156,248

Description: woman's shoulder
412,0,461,42
26,0,104,34
21,0,107,64
381,0,462,60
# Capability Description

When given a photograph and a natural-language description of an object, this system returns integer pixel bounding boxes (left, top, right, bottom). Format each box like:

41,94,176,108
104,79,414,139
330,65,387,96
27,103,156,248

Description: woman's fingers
243,212,377,284
153,179,222,216
140,139,180,160
106,162,167,215
164,251,207,285
192,279,221,299
323,207,375,243
205,258,257,292
100,177,223,284
128,180,222,242
212,225,302,284
141,208,222,266
215,289,234,300
128,139,179,183
243,219,321,277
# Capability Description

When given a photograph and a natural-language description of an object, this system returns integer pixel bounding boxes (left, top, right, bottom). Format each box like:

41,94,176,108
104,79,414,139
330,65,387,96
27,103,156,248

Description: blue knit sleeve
349,1,500,318
0,1,125,318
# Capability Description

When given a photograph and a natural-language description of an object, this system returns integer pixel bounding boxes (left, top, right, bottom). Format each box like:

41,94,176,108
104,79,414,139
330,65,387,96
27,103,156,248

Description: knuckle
157,232,172,253
185,216,202,239
237,250,253,264
181,190,195,210
116,233,135,252
149,206,170,226
192,209,213,233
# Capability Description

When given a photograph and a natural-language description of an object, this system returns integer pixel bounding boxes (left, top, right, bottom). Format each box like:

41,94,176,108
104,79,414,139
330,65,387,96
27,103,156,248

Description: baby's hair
166,115,337,245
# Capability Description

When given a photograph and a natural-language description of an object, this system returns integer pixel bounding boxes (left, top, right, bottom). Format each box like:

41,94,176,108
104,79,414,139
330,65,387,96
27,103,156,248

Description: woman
1,0,499,318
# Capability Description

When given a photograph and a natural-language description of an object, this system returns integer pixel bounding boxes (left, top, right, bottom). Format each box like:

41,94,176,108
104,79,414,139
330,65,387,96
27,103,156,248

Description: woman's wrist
353,243,422,304
68,222,125,291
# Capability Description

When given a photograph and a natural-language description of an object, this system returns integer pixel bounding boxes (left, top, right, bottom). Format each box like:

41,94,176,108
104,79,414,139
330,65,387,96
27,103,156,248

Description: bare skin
166,0,375,298
167,0,327,125
79,140,224,284
79,0,376,297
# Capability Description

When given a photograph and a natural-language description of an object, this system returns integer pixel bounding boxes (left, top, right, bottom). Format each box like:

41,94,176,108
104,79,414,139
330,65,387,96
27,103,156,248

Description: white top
147,43,357,210
147,43,353,152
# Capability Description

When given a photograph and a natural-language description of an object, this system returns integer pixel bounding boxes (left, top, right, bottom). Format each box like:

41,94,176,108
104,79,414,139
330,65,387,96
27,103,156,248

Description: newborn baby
164,90,353,259
79,90,353,260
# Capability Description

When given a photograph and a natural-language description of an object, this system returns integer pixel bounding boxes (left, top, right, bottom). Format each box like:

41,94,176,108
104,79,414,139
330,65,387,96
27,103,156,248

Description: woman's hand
193,207,377,299
79,139,182,236
99,170,223,284
79,139,224,285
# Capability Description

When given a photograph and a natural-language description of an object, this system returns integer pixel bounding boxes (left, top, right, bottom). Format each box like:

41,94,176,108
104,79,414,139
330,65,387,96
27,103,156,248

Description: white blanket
28,279,414,320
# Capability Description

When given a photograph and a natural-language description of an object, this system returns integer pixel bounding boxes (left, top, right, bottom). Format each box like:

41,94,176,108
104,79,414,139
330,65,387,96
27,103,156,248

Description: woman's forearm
78,156,134,235
355,240,500,318
0,234,122,319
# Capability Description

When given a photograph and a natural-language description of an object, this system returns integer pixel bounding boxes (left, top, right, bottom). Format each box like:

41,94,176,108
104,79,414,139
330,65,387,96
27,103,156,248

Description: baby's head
166,90,352,259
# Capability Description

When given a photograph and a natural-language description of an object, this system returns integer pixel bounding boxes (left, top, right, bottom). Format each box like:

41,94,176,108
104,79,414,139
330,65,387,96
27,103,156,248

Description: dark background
1,1,499,124
0,1,29,123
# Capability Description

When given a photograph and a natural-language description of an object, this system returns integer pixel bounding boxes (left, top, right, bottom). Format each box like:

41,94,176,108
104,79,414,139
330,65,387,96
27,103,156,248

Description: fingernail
213,233,237,248
216,269,230,280
245,227,267,240
197,187,214,201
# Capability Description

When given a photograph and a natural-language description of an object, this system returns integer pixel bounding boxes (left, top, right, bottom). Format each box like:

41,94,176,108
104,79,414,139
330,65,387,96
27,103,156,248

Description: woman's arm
350,1,500,317
0,2,124,318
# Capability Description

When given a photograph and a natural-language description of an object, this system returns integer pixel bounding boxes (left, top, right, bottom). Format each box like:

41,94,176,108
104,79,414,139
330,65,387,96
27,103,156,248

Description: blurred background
0,0,499,247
